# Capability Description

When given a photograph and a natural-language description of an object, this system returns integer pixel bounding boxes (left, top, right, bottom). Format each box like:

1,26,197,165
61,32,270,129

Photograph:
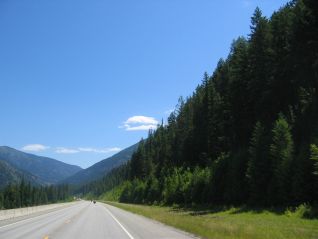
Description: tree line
82,0,318,207
0,180,70,209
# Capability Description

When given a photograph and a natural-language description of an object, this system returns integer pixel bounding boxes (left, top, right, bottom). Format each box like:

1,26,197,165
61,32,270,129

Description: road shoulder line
104,207,134,239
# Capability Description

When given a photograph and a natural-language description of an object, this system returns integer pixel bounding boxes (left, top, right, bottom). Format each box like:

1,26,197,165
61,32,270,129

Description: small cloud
55,147,79,154
77,147,121,153
22,144,49,152
55,146,121,154
108,147,121,152
77,147,95,152
120,115,159,131
125,116,158,125
126,125,157,131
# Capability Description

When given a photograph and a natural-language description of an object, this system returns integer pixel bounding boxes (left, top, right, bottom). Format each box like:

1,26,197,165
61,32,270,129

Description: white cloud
77,147,94,152
108,147,121,152
55,147,79,154
125,125,158,131
23,145,121,154
22,144,49,152
77,147,121,153
120,115,159,131
55,146,121,154
125,116,158,125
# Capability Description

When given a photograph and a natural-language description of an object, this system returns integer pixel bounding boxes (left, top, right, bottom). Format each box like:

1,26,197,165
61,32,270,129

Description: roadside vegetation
104,201,318,239
81,0,318,210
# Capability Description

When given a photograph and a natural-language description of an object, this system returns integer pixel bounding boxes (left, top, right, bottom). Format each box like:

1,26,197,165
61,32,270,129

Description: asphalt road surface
0,201,197,239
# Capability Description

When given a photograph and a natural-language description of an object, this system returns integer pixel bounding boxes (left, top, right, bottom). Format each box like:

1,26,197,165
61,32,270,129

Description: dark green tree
246,122,270,204
269,115,294,205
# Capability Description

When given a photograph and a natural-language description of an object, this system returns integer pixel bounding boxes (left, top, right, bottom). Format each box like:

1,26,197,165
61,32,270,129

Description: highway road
0,201,197,239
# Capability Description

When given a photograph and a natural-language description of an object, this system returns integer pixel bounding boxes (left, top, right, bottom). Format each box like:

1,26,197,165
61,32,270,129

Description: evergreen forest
0,181,70,209
81,0,318,207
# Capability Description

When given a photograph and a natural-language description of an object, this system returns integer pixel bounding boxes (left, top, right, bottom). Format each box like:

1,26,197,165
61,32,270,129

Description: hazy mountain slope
62,143,138,185
0,159,40,188
0,146,82,185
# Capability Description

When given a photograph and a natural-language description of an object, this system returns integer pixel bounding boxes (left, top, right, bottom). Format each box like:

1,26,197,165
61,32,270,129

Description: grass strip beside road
103,201,318,239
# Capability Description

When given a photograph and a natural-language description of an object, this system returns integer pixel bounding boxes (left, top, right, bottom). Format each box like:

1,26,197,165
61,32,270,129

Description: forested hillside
0,160,39,188
0,146,82,185
0,147,79,209
0,180,70,209
83,0,318,206
62,143,138,185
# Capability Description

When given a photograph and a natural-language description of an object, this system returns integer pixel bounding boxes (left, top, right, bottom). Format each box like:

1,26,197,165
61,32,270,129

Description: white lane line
104,207,134,239
0,203,81,229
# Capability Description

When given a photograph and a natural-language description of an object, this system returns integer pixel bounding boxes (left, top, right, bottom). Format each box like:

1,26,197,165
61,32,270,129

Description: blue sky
0,0,288,168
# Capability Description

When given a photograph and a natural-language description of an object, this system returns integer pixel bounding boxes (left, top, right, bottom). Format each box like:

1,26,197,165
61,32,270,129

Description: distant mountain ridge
0,146,82,187
0,160,39,187
61,143,138,185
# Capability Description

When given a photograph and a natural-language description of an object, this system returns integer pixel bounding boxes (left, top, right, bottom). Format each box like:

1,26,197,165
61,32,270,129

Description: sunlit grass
104,201,318,239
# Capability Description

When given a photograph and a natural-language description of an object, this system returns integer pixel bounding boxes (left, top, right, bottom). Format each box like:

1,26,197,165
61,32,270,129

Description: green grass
103,201,318,239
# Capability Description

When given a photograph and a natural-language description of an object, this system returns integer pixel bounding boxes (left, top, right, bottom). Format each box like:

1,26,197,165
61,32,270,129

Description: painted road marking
43,235,49,239
104,207,134,239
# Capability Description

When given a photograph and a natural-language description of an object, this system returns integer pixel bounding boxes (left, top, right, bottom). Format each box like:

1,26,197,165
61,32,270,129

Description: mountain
61,143,138,185
0,146,82,186
0,160,40,187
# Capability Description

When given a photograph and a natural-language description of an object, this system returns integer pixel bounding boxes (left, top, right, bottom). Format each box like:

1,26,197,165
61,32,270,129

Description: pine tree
228,37,251,147
246,122,270,205
269,114,294,205
207,79,221,161
310,144,318,202
248,7,274,124
311,144,318,175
